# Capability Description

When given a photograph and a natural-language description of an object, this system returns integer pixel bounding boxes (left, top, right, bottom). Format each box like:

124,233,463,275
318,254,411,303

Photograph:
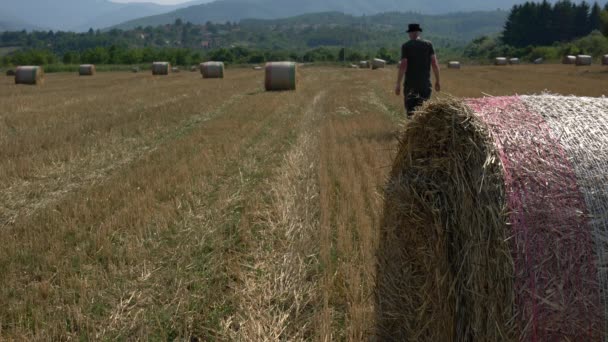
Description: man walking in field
395,23,441,116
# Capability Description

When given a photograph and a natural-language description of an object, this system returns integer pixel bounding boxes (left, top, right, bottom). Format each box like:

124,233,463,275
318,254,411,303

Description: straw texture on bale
509,57,520,64
563,55,577,64
359,60,370,69
372,58,386,70
264,62,297,91
152,62,171,75
200,61,224,78
377,95,608,341
79,64,96,76
448,61,461,69
602,54,608,65
15,66,44,85
576,55,592,66
495,57,508,65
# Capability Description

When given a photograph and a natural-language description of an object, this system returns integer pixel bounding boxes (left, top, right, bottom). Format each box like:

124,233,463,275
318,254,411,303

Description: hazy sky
110,0,191,4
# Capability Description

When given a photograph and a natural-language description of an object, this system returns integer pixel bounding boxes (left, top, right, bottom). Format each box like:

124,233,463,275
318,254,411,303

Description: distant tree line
502,0,608,47
0,45,403,68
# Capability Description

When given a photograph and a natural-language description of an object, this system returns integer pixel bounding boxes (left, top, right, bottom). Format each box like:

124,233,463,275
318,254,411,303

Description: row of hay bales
11,61,298,91
492,55,608,66
11,55,608,85
563,54,608,65
379,94,608,340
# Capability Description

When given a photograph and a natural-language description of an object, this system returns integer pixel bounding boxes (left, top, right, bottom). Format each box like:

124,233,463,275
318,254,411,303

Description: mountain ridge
0,0,213,32
110,0,593,30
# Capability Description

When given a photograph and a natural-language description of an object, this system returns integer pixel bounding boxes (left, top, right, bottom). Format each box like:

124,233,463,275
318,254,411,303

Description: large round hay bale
372,58,386,70
378,95,608,341
152,62,170,75
264,62,297,91
447,61,461,69
79,64,96,76
576,55,592,66
15,66,44,85
200,61,225,79
495,57,508,65
509,57,520,65
602,54,608,66
359,60,370,69
563,55,577,64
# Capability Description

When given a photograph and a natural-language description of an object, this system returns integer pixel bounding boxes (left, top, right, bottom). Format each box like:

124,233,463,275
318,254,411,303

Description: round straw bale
378,95,608,341
152,61,171,75
602,54,608,66
79,64,96,76
6,69,15,76
264,61,297,91
15,66,44,85
576,55,592,66
533,57,544,64
372,58,386,70
494,57,508,65
509,57,520,64
359,60,370,69
563,55,577,64
447,61,461,69
200,61,224,78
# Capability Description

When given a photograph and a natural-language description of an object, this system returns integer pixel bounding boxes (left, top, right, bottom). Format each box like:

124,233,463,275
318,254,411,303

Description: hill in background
239,11,509,45
0,0,213,32
111,0,607,30
0,10,508,61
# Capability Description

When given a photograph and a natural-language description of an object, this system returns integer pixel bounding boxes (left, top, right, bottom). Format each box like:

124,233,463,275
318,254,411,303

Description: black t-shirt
401,39,435,90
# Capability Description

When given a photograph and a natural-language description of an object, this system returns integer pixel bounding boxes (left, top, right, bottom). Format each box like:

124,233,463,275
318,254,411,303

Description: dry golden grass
0,64,606,340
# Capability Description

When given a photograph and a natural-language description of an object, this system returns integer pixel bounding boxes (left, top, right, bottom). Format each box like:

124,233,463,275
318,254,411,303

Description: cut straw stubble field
0,72,254,229
0,64,606,340
0,70,306,339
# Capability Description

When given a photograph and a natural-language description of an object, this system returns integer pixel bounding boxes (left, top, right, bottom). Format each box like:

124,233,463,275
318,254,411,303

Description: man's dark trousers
404,87,432,116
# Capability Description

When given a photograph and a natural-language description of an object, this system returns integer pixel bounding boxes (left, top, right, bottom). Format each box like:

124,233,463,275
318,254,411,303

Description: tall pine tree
588,2,603,32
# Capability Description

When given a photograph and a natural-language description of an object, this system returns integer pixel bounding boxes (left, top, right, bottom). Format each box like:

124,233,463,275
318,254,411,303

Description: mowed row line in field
0,65,606,339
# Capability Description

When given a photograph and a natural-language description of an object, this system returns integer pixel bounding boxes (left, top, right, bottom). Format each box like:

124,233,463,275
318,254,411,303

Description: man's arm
395,58,407,95
431,54,441,92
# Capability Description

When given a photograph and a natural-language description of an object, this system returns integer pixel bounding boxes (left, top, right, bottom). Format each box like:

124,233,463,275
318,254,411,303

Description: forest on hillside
503,0,606,46
465,0,608,61
0,11,508,67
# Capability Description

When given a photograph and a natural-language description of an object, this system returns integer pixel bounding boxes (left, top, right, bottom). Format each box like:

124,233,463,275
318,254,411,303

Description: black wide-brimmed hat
407,23,423,32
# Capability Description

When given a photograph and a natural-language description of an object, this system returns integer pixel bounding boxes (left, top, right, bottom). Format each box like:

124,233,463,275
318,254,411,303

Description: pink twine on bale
466,96,603,341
